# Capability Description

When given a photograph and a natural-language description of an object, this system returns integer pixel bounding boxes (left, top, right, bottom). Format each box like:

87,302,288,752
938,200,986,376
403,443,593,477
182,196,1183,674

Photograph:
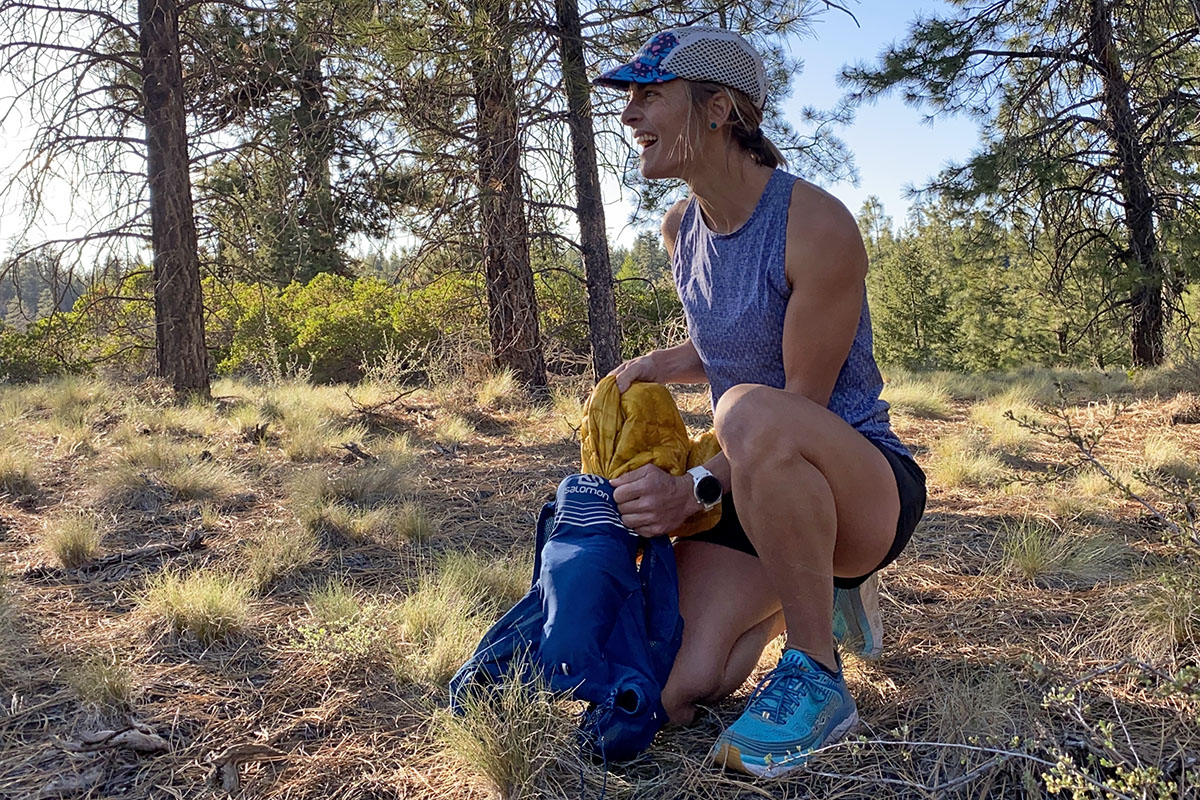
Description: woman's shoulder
661,197,692,258
784,179,867,282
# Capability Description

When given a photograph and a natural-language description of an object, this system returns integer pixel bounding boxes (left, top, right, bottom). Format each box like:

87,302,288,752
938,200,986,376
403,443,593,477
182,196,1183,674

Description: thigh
716,384,901,580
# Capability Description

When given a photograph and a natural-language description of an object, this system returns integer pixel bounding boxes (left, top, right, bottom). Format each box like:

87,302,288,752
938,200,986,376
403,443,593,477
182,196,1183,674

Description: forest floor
1,364,1199,799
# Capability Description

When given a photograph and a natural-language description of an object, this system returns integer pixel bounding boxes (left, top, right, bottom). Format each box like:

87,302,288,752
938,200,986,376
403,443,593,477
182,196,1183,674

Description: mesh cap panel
661,29,767,108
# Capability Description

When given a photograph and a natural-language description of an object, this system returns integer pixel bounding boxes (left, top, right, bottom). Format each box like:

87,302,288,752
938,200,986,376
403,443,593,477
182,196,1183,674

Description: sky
603,1,984,245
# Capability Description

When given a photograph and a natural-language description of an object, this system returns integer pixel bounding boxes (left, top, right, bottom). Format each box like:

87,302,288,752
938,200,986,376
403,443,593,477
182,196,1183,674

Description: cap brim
592,62,678,90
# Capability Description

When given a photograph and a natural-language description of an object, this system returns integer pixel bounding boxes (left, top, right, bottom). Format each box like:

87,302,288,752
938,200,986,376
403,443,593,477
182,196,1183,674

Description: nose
620,96,640,128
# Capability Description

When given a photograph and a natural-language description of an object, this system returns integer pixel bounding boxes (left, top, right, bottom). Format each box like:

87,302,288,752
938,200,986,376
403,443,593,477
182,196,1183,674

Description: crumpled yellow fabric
580,375,722,538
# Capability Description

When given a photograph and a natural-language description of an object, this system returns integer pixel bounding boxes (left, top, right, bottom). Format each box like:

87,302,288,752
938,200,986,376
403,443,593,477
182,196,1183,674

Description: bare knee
662,661,723,726
714,384,815,466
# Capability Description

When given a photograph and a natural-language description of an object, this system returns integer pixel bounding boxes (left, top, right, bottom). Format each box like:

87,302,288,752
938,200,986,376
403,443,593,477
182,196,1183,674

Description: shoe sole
835,575,883,659
709,709,860,778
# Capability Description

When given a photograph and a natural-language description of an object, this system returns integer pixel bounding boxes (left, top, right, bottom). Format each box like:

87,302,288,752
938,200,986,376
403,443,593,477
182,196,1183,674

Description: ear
707,90,733,127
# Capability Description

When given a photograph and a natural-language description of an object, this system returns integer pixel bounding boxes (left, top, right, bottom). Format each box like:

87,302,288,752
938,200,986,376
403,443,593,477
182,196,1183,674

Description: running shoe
832,572,883,659
709,648,858,778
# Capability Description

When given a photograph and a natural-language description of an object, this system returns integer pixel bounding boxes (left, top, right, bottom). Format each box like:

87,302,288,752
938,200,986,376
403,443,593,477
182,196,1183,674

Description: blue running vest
673,168,908,458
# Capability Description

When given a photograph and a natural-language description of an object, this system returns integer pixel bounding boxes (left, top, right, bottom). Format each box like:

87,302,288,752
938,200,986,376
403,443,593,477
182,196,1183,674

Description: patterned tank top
672,168,909,458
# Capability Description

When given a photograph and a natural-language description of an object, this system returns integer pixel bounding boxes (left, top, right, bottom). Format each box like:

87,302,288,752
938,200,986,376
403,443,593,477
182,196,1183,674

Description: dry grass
0,446,37,496
928,432,1007,488
475,368,527,410
142,569,251,644
998,518,1125,588
4,369,1200,800
391,553,527,686
433,413,476,446
969,387,1043,453
245,526,319,591
64,651,136,715
882,375,954,419
432,667,580,799
1141,432,1198,483
42,512,102,568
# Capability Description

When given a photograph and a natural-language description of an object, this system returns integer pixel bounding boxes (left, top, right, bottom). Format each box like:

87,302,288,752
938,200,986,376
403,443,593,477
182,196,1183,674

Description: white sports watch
687,466,723,512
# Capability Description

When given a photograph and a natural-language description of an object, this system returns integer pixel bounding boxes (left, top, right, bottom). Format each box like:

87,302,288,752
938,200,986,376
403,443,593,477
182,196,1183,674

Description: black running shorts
685,438,926,589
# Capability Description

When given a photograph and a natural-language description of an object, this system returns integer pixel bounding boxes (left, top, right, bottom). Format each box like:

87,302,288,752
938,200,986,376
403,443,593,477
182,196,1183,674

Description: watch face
696,475,722,505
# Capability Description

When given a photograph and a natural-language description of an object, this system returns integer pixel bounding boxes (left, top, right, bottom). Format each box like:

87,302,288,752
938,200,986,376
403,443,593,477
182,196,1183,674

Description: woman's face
620,80,698,180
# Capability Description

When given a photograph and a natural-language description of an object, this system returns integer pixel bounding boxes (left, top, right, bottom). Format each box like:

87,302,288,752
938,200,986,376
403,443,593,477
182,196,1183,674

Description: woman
592,27,926,778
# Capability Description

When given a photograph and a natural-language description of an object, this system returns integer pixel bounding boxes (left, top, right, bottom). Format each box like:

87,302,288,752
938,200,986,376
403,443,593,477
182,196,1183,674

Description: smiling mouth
635,133,659,151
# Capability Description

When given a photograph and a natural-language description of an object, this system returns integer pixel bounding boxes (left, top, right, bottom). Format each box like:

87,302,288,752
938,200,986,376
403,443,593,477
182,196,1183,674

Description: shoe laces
744,654,813,723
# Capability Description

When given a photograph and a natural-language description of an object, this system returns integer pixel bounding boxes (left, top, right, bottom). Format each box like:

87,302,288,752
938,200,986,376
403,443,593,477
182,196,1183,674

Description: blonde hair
687,81,786,169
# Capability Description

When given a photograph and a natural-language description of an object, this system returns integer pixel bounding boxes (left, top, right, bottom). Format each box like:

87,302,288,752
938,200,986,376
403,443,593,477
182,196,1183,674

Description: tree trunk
140,0,210,398
294,23,341,282
470,0,547,389
555,0,621,377
1087,0,1164,367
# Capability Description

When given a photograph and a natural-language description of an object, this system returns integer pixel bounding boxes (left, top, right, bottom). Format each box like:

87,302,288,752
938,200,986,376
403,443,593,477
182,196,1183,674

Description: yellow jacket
580,376,721,538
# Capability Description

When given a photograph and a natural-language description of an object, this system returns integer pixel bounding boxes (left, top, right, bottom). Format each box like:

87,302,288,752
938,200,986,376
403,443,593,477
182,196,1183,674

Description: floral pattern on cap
596,31,680,86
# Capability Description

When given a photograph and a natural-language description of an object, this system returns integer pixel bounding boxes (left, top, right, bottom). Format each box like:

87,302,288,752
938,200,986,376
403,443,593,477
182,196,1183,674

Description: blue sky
605,1,983,244
789,1,981,223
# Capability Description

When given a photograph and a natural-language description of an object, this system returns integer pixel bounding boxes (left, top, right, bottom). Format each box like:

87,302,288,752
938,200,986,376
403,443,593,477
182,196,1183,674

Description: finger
611,482,642,504
609,464,650,487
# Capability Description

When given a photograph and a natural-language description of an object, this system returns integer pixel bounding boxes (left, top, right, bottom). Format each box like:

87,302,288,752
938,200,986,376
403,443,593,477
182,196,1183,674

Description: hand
608,353,659,394
610,464,700,537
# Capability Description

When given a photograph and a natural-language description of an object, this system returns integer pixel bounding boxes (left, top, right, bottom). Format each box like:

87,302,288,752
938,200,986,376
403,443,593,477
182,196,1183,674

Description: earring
710,122,718,130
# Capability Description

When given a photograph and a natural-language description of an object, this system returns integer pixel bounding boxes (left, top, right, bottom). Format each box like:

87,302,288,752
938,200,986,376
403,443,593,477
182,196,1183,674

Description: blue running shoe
833,573,883,659
709,649,858,778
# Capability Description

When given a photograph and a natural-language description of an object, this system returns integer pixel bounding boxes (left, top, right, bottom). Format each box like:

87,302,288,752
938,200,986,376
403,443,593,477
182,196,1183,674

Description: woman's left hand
610,464,699,537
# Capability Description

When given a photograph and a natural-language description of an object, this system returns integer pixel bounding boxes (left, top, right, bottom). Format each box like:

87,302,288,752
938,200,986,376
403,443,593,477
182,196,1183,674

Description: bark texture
140,0,210,397
556,0,621,377
1087,0,1165,367
470,0,547,388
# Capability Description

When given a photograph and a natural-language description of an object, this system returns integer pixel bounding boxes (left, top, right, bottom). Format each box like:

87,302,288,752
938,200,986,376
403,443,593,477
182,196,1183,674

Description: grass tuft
1141,433,1198,484
968,386,1042,453
882,376,954,419
245,527,319,592
0,447,37,496
475,369,527,410
142,570,251,644
43,512,102,568
928,433,1007,489
433,413,475,446
433,665,575,799
999,518,1124,587
390,553,526,686
65,652,135,714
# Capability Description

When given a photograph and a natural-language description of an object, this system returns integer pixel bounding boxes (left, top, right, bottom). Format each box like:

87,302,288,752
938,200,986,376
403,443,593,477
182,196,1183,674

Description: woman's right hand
609,352,660,393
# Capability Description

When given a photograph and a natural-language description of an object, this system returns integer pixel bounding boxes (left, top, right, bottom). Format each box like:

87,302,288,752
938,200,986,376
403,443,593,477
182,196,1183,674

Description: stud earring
710,122,718,130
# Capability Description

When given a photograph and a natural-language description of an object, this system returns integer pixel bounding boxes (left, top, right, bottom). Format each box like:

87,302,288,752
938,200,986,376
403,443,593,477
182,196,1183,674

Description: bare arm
780,185,869,406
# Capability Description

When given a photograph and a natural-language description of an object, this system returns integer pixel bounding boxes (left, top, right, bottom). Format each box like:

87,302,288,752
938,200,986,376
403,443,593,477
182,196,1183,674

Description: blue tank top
672,168,909,458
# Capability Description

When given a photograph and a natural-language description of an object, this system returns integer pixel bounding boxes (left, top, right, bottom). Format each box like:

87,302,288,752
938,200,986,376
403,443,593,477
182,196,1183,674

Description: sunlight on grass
475,369,526,410
433,413,475,446
928,433,1007,489
434,666,574,800
968,386,1042,453
1142,433,1198,483
142,570,251,644
390,553,527,686
882,376,953,419
42,512,102,568
306,578,362,627
0,447,37,496
999,518,1124,587
245,526,319,592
